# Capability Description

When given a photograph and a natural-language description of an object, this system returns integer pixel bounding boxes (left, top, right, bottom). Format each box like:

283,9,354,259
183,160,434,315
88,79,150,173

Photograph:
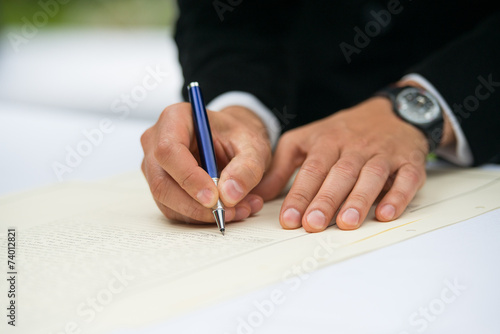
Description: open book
1,168,499,333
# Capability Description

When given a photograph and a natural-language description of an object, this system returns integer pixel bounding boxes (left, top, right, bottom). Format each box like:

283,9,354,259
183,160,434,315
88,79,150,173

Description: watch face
396,88,441,125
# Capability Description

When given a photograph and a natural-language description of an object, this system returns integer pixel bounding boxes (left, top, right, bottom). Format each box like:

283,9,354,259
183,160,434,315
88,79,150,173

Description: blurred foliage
1,0,177,27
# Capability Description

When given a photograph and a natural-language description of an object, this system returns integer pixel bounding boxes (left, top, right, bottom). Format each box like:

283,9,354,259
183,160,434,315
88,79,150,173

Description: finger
247,194,264,216
375,163,426,222
279,144,340,230
302,152,365,232
154,106,219,208
154,200,209,224
144,155,236,222
227,193,265,221
253,131,305,201
154,194,262,224
336,156,392,230
219,138,271,207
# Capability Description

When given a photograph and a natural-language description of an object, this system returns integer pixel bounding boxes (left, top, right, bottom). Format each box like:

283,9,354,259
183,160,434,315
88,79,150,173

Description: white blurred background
0,0,183,195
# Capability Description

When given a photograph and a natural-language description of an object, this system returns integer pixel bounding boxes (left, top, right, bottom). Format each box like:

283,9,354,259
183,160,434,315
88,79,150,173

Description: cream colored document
0,168,499,333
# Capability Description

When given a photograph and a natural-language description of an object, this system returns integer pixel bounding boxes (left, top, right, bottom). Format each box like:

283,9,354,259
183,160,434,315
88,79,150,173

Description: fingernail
196,189,215,207
306,210,327,230
249,198,263,214
282,208,302,229
341,208,360,228
380,204,396,220
222,179,244,203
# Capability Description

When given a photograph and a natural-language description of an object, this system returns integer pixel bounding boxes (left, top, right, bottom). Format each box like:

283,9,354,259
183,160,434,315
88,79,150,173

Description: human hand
141,103,272,223
254,97,433,232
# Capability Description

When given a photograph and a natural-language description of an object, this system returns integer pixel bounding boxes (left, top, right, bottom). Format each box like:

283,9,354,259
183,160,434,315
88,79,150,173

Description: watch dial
396,88,441,125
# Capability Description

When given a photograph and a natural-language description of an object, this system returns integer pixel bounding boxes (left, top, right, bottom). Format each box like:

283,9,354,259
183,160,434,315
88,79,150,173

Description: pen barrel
188,83,219,178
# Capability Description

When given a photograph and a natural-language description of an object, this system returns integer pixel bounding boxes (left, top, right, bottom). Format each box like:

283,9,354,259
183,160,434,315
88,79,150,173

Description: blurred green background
2,0,177,27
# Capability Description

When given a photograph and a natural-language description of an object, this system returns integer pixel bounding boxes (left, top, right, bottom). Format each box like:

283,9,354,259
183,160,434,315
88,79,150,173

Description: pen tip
213,208,226,235
221,228,225,236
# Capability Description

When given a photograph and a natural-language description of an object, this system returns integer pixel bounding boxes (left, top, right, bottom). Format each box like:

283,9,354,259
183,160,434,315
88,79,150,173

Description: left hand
254,97,430,232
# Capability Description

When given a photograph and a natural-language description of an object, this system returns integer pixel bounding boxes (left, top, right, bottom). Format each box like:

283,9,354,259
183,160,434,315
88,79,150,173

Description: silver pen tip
213,208,226,235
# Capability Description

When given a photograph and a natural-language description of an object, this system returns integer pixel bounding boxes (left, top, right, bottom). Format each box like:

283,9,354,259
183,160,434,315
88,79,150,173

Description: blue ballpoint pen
187,82,226,235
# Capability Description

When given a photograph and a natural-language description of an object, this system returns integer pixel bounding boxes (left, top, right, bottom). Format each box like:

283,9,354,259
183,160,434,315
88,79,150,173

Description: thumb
253,133,304,201
218,142,270,207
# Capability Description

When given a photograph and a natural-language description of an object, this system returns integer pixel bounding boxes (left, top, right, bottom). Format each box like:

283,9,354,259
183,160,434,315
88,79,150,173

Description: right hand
141,103,272,223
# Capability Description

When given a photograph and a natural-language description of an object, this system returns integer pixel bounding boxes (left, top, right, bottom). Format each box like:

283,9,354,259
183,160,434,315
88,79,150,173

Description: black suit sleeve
407,12,500,165
175,0,297,117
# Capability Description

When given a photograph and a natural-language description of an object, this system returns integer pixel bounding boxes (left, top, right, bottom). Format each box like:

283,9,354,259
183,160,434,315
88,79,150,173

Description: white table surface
1,100,499,334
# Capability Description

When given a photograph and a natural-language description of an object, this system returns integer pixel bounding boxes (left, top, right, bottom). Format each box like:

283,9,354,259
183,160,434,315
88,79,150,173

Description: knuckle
242,158,265,185
363,162,389,179
334,160,360,180
288,190,313,206
180,168,198,190
314,193,339,210
302,159,329,178
185,204,210,222
154,139,176,163
185,204,200,220
391,189,411,206
349,192,370,209
401,166,422,186
150,176,167,202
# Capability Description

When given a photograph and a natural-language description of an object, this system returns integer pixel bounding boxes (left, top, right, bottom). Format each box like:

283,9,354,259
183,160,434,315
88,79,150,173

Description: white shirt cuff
402,73,474,166
206,91,281,148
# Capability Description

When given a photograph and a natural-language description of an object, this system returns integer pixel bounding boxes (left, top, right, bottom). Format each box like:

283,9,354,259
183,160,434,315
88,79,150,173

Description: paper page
0,168,499,334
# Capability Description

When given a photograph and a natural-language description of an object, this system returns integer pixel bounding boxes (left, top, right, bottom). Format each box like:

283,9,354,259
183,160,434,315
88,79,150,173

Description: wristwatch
375,86,444,152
